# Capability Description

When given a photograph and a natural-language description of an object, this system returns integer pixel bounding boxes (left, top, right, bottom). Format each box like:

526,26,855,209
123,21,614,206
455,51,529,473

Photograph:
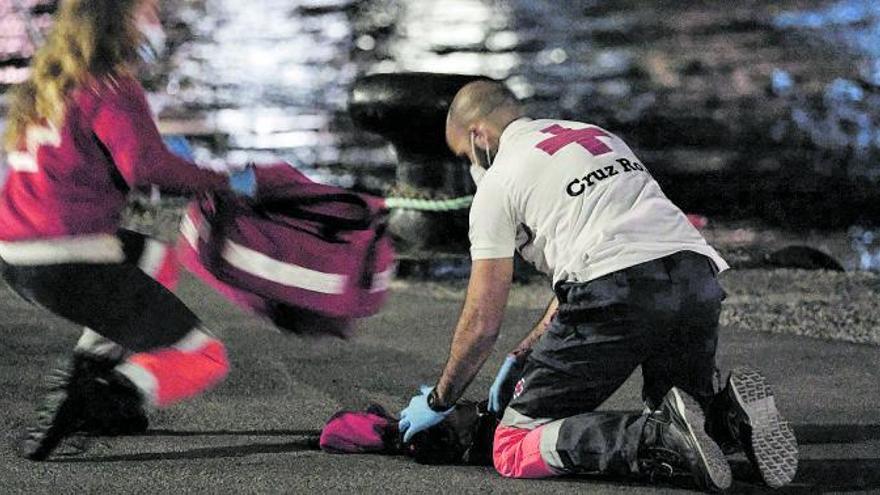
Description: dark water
152,0,640,188
3,0,879,181
4,0,880,265
136,0,880,200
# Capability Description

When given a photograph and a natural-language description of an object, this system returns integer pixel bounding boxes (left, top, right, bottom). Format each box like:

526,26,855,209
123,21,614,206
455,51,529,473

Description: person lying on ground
319,400,497,467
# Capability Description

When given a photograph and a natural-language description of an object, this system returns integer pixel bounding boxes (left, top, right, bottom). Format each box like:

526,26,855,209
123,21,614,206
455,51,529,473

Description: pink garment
319,408,396,454
152,245,180,291
686,214,709,230
0,75,228,241
493,425,558,479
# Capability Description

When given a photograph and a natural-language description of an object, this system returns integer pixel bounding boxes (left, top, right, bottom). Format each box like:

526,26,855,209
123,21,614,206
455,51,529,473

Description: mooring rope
383,195,473,211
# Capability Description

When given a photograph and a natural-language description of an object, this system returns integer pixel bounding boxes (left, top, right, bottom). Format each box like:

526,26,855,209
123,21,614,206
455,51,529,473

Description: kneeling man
398,80,798,491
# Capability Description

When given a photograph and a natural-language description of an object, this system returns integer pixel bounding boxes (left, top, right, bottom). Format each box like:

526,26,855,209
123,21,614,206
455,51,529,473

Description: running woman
0,0,257,460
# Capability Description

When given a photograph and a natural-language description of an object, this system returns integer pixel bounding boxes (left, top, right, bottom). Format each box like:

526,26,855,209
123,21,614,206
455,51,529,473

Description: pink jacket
0,76,228,243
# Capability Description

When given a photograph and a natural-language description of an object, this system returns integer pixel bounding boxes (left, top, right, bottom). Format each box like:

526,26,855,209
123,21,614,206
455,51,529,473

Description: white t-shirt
469,118,729,285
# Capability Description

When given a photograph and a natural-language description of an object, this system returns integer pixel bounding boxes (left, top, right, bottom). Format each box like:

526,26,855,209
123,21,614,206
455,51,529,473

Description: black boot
80,366,149,437
639,387,732,492
708,367,798,488
68,353,150,437
18,356,91,461
18,355,148,461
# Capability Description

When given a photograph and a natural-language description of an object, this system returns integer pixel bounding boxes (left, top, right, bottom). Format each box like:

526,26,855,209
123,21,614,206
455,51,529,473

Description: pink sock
117,330,228,408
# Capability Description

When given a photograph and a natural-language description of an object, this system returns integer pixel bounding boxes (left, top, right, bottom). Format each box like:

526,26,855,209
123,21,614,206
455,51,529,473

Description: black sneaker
713,367,798,488
639,388,732,492
18,357,89,461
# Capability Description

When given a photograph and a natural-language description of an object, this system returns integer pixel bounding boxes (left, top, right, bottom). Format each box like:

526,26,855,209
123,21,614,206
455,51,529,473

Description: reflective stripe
115,361,158,408
538,419,567,471
180,214,202,248
222,240,348,295
0,234,125,265
173,328,214,352
182,211,350,295
75,328,126,362
500,406,553,429
26,124,61,149
138,239,168,277
7,152,38,172
7,124,61,173
370,266,395,293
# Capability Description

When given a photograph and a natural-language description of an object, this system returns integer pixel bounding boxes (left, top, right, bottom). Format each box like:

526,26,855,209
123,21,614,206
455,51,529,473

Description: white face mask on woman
137,22,167,64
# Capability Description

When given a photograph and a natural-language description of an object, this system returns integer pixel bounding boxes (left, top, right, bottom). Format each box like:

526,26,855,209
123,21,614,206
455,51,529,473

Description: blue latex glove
398,385,455,443
488,354,518,414
162,135,195,161
229,166,257,197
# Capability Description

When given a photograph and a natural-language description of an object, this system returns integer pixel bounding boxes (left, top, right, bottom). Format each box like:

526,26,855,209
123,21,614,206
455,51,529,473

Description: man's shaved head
445,80,525,161
447,80,520,129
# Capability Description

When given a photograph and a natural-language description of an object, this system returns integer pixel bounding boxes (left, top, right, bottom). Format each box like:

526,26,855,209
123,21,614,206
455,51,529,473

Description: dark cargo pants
0,230,199,353
498,251,725,476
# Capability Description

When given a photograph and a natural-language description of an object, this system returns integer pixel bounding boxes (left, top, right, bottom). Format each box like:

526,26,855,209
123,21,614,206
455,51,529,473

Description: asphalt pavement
0,271,877,494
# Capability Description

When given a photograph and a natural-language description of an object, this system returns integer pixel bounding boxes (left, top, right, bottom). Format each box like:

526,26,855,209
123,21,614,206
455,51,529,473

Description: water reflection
157,0,626,189
772,0,880,179
849,226,880,271
3,1,880,192
154,0,359,180
365,0,519,79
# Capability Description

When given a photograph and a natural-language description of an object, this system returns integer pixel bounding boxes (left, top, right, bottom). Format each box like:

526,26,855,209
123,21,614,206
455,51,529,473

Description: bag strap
258,193,373,232
359,217,389,288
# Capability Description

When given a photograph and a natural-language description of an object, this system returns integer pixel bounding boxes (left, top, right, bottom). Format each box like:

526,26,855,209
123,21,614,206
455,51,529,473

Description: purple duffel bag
178,164,395,332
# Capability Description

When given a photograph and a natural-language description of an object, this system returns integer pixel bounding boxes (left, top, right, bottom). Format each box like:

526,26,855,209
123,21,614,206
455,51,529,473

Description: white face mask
469,162,486,186
137,22,167,64
469,131,493,186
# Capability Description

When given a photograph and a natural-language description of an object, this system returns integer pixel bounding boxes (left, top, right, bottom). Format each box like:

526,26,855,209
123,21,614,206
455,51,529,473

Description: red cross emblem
536,124,613,156
513,378,525,399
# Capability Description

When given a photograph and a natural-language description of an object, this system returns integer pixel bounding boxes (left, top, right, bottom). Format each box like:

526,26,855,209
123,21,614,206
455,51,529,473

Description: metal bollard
349,72,491,252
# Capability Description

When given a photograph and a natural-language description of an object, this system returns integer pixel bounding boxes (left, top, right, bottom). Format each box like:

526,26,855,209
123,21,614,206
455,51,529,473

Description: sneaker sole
669,388,733,491
728,367,799,488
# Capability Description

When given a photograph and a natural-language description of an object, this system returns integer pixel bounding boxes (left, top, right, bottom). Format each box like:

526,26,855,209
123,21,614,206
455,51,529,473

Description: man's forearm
511,296,558,356
434,300,502,407
433,259,513,408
